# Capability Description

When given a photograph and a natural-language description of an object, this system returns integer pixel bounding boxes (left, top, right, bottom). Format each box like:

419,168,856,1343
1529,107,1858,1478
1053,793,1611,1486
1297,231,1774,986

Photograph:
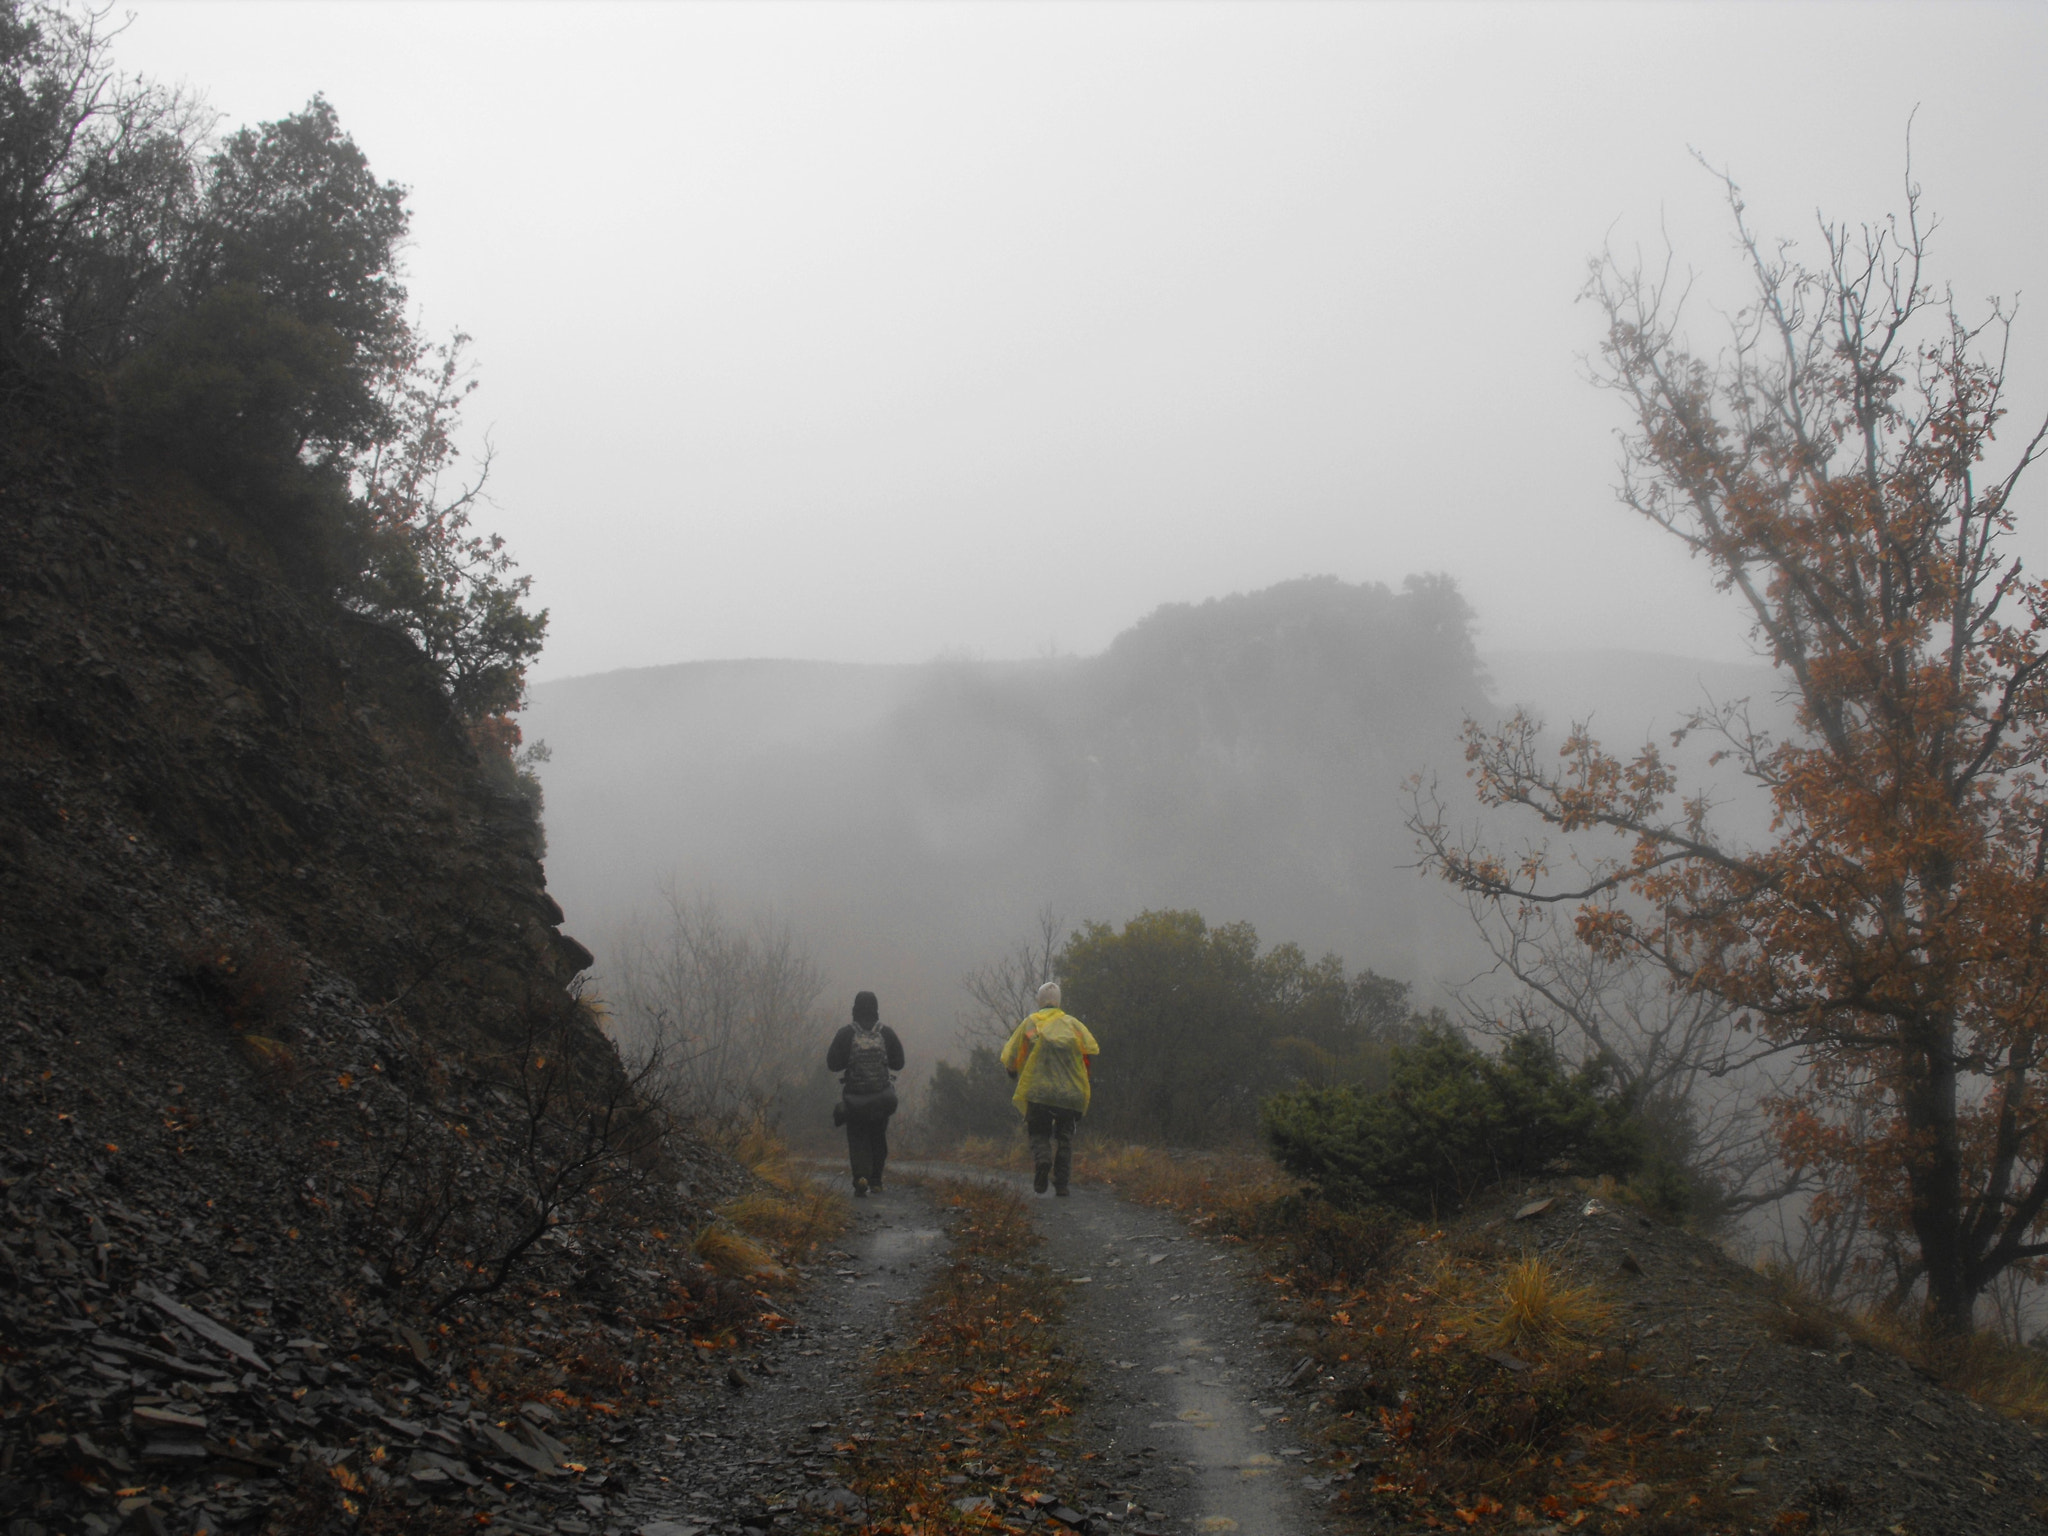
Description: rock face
0,381,734,1533
0,424,591,1040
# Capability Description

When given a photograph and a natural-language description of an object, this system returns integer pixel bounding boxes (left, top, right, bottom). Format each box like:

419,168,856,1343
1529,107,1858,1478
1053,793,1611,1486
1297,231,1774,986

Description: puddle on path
865,1222,943,1263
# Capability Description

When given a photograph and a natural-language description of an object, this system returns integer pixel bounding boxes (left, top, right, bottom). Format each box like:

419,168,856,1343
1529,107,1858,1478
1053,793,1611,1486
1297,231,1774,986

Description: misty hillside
527,579,1785,1065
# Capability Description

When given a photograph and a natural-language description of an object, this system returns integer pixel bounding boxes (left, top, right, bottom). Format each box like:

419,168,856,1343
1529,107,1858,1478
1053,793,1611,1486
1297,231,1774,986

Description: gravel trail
615,1179,949,1536
894,1162,1342,1536
616,1164,1344,1536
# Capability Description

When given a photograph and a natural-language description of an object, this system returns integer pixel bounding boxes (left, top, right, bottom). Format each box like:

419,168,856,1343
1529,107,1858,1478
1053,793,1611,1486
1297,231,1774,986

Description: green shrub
1260,1023,1643,1218
921,1046,1017,1147
1058,908,1428,1146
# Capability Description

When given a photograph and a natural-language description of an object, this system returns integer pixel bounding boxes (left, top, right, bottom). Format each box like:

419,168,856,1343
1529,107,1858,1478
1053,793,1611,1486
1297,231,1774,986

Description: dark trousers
845,1113,891,1186
1025,1102,1081,1191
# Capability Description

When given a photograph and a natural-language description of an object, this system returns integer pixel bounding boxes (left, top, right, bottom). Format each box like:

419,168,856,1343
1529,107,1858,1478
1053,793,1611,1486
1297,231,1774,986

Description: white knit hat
1037,981,1061,1008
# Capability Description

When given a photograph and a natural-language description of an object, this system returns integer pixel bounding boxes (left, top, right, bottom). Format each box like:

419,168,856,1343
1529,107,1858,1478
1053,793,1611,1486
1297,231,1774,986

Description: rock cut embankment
0,382,737,1536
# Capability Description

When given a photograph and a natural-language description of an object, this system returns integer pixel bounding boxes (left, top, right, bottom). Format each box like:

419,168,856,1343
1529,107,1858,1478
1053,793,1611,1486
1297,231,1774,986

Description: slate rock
131,1406,206,1434
137,1286,269,1372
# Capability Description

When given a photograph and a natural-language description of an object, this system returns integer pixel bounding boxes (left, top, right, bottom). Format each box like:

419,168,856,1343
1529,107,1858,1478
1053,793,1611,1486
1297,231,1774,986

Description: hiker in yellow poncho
1000,981,1100,1197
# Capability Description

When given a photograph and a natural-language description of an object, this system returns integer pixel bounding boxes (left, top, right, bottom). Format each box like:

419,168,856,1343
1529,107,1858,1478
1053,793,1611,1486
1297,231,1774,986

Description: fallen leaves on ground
834,1178,1085,1534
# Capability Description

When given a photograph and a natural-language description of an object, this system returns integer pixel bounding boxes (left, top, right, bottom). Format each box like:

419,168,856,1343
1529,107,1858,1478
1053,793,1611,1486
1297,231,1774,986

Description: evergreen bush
1260,1022,1644,1218
921,1046,1017,1147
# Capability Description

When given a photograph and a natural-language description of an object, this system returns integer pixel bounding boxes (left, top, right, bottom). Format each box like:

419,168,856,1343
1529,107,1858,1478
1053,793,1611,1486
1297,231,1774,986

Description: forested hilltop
526,574,1497,1049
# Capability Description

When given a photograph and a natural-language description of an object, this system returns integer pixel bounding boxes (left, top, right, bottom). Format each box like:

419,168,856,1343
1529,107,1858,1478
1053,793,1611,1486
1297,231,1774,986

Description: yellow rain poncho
1000,1008,1100,1116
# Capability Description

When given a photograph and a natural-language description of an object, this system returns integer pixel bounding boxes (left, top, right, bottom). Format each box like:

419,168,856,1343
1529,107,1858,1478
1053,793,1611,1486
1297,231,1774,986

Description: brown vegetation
1086,1143,2048,1533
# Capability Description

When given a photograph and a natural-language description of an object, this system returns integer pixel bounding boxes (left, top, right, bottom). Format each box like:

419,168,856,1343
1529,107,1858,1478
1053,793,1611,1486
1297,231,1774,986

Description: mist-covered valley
15,5,2048,1529
527,573,1785,1081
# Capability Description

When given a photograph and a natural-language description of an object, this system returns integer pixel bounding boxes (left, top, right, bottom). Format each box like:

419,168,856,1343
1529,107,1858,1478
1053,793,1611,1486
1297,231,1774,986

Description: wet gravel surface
619,1165,1345,1536
616,1168,2048,1536
996,1169,1345,1536
616,1181,948,1536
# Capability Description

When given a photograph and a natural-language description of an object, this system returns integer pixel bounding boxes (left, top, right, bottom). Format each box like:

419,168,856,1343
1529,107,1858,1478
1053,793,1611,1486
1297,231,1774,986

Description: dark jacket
826,1023,906,1076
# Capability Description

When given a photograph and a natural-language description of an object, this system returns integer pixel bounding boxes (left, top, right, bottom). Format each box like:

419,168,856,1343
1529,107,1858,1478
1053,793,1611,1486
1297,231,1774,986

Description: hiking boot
1054,1186,1071,1197
1033,1165,1050,1194
854,1177,869,1197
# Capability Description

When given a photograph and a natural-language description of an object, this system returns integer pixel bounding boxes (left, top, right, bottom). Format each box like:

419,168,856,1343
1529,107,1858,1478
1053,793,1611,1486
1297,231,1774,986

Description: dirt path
614,1180,951,1535
617,1165,1343,1536
953,1166,1343,1536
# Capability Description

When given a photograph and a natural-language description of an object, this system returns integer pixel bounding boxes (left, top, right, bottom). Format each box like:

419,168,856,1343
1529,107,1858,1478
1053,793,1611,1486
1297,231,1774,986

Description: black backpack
843,1024,893,1096
840,1024,897,1122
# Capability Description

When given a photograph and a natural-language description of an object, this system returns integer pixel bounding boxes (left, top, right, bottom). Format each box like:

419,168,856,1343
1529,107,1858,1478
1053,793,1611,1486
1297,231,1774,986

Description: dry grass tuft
695,1119,847,1272
946,1133,1029,1171
574,990,613,1039
692,1222,786,1280
722,1185,837,1251
731,1119,798,1183
1936,1331,2048,1422
1071,1148,1733,1527
1756,1261,1848,1350
1464,1255,1611,1351
1851,1308,2048,1424
704,1122,839,1277
237,1033,299,1079
1759,1260,2048,1423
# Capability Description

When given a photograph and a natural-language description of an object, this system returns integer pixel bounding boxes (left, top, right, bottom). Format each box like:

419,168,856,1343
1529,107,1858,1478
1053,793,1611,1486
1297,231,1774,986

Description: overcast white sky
119,1,2048,683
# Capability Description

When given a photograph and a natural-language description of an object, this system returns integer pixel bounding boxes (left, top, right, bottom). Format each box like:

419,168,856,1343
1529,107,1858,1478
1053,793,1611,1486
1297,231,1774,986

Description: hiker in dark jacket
826,990,904,1196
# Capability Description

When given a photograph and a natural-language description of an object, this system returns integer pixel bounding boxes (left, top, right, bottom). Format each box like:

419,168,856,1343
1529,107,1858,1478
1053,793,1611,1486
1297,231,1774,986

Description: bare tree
958,905,1064,1052
1454,896,1804,1218
609,886,824,1133
427,992,670,1315
1984,1258,2048,1348
1767,1167,1870,1307
352,984,672,1316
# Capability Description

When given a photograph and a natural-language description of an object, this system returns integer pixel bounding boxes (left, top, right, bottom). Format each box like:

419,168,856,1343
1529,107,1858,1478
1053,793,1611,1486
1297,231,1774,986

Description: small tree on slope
1412,163,2048,1333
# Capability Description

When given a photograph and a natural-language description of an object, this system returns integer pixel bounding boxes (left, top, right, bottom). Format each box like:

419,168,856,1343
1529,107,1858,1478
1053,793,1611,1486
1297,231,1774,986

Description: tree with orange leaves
1413,164,2048,1333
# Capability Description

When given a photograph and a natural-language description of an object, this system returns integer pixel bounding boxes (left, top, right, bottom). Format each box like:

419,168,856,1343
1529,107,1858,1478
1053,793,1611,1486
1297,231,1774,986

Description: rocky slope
0,378,742,1536
1419,1182,2048,1534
